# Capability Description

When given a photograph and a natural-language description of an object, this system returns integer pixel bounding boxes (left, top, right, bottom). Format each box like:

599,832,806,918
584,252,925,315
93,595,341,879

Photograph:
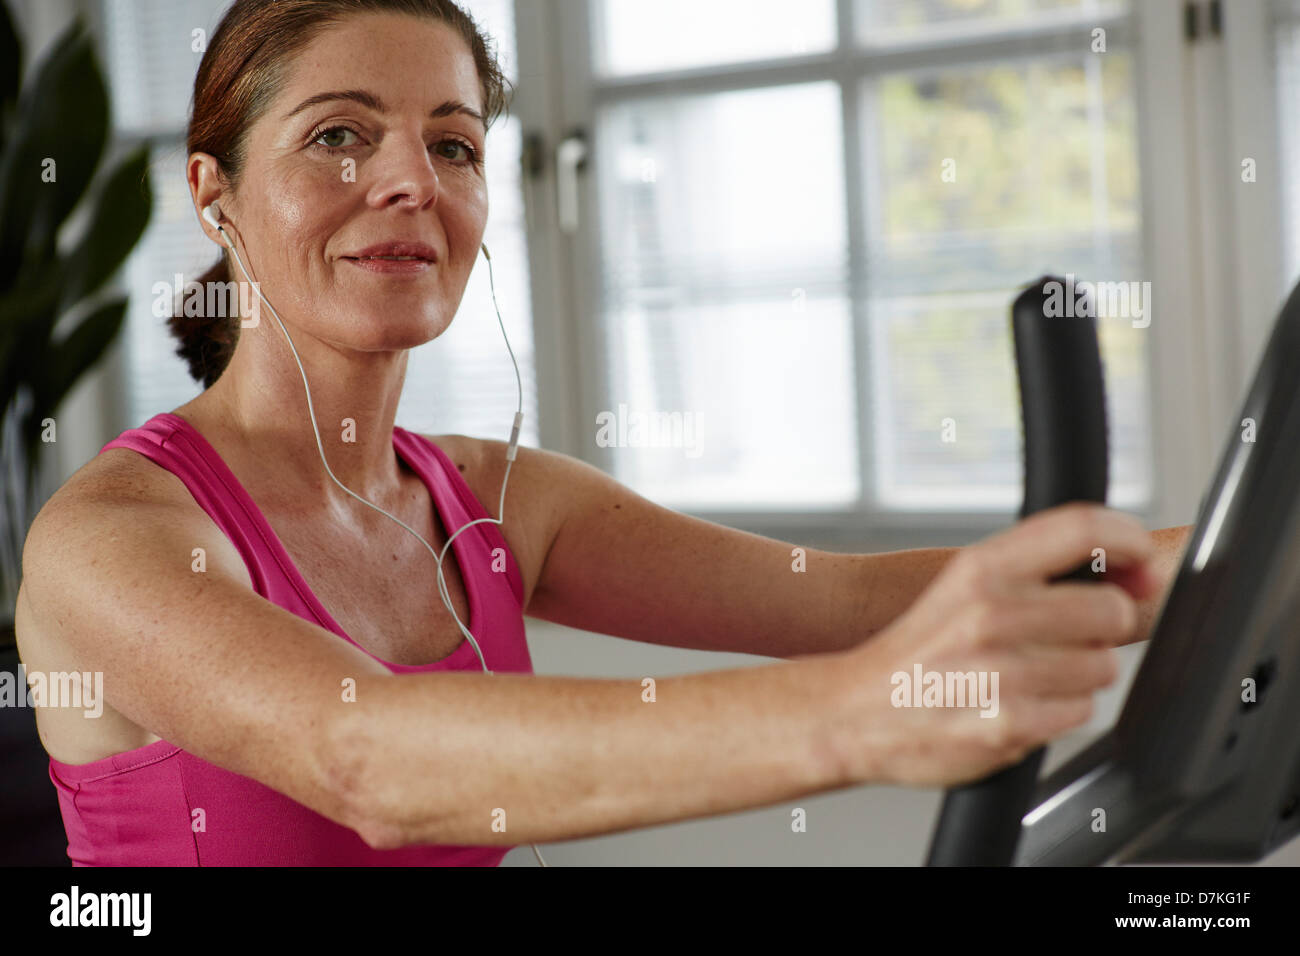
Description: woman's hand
826,502,1159,789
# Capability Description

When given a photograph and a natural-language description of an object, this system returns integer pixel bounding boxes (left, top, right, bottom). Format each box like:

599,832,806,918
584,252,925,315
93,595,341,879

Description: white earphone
202,200,222,231
201,199,542,866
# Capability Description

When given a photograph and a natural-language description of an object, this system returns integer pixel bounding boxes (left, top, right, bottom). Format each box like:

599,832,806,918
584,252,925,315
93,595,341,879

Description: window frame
529,0,1202,552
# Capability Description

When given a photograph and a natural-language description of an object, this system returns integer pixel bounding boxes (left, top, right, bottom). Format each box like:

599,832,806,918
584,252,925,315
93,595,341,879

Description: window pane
593,0,837,77
104,0,223,136
596,83,857,508
856,0,1127,43
462,0,519,83
864,53,1150,509
1274,0,1300,287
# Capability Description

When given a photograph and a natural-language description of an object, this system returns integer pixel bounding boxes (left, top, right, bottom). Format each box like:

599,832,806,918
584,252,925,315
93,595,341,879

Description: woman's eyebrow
283,89,485,130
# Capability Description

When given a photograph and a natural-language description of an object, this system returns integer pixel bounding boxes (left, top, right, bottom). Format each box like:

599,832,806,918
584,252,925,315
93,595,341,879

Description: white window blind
587,0,1151,514
101,0,538,447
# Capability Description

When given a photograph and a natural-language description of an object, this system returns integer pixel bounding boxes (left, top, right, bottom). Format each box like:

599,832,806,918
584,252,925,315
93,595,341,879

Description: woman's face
208,12,489,352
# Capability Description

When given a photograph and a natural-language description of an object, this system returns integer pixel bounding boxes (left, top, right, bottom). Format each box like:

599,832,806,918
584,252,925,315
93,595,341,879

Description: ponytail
167,255,241,389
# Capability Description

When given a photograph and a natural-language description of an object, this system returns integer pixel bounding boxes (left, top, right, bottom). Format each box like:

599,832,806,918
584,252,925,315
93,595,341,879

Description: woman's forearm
836,546,960,653
328,657,854,848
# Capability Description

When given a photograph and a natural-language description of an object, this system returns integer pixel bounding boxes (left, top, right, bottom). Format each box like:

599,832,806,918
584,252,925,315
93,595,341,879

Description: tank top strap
392,427,525,609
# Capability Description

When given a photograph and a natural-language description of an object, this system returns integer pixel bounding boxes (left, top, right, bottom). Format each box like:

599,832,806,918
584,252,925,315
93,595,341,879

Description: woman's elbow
316,707,410,849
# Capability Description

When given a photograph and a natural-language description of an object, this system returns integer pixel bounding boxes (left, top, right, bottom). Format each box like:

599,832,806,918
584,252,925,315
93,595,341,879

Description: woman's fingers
988,581,1139,650
973,502,1155,586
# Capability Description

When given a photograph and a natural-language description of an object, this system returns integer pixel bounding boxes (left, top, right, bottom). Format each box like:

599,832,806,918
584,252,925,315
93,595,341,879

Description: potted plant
0,1,152,865
0,1,152,651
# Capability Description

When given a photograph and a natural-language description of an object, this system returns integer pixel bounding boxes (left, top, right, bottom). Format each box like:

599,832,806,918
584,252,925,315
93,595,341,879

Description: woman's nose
365,132,440,211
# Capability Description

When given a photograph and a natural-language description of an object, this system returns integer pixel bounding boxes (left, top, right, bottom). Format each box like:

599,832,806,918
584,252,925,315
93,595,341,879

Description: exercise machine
926,275,1300,866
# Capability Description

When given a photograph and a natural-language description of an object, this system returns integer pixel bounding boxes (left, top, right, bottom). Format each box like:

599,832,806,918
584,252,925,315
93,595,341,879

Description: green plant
0,1,153,643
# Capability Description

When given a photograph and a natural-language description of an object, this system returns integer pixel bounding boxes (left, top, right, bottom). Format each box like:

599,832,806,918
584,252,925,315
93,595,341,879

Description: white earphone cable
213,212,547,868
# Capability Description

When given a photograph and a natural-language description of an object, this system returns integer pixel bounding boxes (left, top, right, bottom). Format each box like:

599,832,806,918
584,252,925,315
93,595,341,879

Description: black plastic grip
925,276,1109,866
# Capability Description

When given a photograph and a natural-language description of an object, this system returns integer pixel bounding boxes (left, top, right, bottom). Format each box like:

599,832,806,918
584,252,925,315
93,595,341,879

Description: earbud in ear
481,242,491,261
202,201,222,230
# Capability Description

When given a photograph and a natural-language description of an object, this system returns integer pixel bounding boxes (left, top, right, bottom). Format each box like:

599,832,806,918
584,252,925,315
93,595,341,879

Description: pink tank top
48,412,534,866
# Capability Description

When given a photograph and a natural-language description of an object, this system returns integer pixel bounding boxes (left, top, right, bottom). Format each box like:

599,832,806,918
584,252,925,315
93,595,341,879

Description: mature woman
15,0,1187,866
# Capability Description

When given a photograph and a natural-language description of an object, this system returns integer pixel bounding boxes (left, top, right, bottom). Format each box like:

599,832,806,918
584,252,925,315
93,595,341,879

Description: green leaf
0,260,61,326
0,17,108,288
61,146,153,309
0,261,62,417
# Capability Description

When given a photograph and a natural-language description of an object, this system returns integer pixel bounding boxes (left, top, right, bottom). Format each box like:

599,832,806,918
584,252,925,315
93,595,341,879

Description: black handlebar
925,276,1109,866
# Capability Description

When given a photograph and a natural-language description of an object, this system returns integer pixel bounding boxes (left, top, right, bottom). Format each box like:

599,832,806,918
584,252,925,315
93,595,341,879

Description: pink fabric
49,412,533,866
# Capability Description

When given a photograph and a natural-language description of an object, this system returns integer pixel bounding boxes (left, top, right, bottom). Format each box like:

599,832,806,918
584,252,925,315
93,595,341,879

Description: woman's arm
337,502,1161,847
20,459,850,849
332,659,848,848
486,440,1193,658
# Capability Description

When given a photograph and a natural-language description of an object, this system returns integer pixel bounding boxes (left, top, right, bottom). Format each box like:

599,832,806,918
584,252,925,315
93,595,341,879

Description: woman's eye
314,126,359,149
434,139,476,164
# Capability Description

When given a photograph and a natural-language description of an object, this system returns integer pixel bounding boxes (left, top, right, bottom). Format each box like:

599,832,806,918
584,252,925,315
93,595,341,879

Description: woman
15,0,1187,865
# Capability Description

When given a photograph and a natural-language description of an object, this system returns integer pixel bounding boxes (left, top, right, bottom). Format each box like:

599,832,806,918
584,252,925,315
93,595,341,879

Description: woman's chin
339,316,453,352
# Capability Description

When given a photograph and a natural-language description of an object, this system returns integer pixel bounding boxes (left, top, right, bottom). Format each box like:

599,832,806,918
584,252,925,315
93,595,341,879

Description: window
573,0,1150,515
99,0,538,446
1274,0,1300,286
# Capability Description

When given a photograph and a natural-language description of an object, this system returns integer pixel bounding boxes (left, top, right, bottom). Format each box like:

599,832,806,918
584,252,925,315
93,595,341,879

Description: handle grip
925,276,1109,866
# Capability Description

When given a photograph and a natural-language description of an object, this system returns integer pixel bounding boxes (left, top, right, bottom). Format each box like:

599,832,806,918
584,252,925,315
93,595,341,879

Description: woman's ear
189,152,229,245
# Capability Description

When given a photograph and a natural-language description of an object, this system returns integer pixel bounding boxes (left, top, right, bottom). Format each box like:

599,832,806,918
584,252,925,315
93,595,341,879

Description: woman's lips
342,256,433,275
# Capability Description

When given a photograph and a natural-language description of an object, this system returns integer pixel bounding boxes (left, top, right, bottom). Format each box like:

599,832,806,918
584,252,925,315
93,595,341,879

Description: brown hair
171,0,511,388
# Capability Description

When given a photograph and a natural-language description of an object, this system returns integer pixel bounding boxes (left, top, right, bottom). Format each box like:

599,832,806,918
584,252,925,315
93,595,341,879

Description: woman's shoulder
412,431,491,494
414,431,560,512
22,438,255,635
46,443,196,517
417,431,478,465
26,445,203,577
415,431,611,511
